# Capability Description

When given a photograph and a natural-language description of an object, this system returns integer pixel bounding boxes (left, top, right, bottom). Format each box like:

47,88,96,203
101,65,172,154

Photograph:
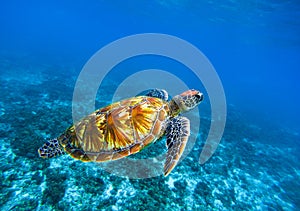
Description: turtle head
170,89,203,115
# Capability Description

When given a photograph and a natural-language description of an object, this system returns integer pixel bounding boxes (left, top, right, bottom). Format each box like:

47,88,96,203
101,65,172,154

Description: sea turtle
38,89,203,176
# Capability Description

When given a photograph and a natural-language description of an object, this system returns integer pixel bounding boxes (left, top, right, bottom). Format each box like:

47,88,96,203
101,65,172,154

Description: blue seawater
0,0,299,210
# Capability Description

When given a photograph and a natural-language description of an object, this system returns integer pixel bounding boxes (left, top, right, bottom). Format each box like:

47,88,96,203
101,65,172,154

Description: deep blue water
0,0,300,210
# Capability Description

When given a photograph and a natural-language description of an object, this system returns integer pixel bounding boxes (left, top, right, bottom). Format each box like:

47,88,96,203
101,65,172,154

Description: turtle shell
59,96,170,162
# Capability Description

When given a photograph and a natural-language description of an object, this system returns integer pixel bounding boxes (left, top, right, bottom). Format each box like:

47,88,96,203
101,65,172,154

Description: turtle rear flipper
38,138,65,158
164,116,190,176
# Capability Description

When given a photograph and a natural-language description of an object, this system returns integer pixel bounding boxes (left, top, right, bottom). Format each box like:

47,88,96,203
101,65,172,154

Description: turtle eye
195,93,203,103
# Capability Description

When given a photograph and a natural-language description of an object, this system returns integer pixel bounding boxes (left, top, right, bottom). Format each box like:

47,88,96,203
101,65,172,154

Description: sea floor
0,56,299,210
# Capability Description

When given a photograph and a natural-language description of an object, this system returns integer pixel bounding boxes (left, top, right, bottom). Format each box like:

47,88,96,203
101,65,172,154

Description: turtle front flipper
164,116,190,176
38,138,65,158
137,89,168,101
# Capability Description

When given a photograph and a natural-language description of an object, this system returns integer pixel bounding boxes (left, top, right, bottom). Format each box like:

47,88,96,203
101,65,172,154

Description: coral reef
0,57,299,210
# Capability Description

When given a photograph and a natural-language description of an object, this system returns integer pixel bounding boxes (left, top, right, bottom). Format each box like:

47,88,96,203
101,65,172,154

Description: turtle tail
38,138,65,159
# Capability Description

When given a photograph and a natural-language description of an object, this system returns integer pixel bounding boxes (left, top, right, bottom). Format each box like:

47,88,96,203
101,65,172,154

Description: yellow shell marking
64,96,170,161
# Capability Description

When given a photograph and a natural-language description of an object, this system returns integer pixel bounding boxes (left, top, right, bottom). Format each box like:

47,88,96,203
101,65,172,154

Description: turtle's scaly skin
58,96,170,162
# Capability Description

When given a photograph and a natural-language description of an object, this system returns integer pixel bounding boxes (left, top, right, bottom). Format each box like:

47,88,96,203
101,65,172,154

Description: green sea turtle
38,89,203,176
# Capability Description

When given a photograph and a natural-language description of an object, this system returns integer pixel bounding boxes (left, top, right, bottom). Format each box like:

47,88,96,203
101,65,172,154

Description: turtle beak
195,92,204,104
